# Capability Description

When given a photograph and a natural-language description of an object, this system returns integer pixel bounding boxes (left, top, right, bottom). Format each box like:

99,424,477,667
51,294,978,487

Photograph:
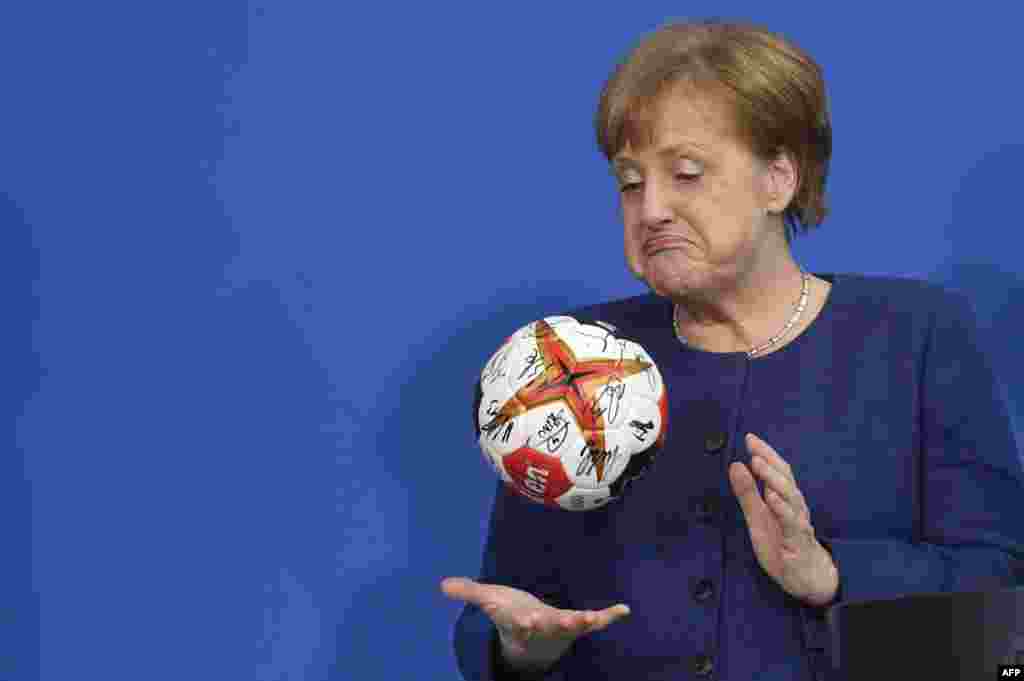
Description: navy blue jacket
452,272,1024,681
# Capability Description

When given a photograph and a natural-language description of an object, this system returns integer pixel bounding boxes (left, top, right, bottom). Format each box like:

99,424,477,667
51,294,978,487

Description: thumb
440,577,483,605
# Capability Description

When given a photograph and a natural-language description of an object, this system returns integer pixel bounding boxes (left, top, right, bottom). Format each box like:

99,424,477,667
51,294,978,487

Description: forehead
612,87,740,169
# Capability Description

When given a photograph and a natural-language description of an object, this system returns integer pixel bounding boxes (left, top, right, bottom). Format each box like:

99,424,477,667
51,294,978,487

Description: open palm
729,433,839,607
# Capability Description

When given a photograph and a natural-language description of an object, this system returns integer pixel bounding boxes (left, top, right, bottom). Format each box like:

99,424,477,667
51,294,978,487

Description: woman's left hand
729,433,839,607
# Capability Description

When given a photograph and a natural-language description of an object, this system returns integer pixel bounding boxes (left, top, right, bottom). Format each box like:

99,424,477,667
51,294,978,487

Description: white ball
473,316,668,511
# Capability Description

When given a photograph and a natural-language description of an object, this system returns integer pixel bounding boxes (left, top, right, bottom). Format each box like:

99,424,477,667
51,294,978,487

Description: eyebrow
612,143,709,170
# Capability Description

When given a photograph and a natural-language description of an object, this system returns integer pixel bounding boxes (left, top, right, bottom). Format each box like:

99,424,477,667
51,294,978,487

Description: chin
644,258,695,295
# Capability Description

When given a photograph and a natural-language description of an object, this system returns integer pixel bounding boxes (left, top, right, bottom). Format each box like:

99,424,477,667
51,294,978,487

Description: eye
619,173,700,194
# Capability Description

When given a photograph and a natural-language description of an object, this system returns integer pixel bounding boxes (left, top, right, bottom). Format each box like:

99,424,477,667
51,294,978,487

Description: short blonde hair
595,19,832,242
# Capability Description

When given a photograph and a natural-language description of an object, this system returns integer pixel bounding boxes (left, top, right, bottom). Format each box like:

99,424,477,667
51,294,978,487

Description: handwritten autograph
590,378,626,425
481,346,514,386
535,409,570,454
482,418,514,444
481,400,514,443
628,419,655,442
575,329,631,358
518,348,555,382
575,442,622,479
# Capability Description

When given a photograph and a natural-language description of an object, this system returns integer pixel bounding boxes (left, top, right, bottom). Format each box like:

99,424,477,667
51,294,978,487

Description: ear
763,149,799,214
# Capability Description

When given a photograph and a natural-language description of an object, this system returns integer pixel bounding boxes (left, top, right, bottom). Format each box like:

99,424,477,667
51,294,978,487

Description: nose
636,177,674,230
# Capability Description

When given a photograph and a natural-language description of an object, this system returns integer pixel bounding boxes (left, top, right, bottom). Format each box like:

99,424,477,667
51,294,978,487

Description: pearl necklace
672,270,811,359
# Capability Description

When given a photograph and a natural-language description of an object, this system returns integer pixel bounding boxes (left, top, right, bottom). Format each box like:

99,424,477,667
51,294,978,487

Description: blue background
4,2,1023,679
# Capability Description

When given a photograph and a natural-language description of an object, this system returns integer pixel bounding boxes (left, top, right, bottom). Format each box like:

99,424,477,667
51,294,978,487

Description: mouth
643,236,692,258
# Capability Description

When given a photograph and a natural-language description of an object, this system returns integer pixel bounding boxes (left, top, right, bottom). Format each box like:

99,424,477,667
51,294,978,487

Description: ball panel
479,374,516,419
520,403,584,461
558,435,590,487
574,325,634,362
573,374,622,431
656,390,669,448
617,353,663,402
480,330,539,397
502,446,573,507
565,328,617,359
597,427,635,486
539,316,577,331
618,393,664,453
479,394,527,459
472,379,485,437
554,485,612,512
607,445,659,500
504,336,547,394
569,429,628,491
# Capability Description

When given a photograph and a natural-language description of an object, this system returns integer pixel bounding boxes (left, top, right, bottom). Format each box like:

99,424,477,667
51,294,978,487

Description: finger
530,610,579,639
590,604,631,631
752,471,812,545
513,611,537,642
750,455,795,504
603,603,631,623
764,487,801,538
750,454,810,520
560,611,588,633
728,461,768,517
746,433,795,482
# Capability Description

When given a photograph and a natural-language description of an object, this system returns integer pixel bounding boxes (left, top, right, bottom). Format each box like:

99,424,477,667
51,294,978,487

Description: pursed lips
643,235,692,257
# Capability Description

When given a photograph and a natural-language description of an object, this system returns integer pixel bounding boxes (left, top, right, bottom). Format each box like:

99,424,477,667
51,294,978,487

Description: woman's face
613,88,794,300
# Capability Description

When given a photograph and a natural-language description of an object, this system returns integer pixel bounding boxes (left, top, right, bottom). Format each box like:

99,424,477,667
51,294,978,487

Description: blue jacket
452,272,1024,681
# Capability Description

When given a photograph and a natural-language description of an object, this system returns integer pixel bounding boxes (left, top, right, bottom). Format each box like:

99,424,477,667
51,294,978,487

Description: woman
440,19,1024,680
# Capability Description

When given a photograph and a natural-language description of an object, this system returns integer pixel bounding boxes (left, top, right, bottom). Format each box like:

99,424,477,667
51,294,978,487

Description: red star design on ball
484,320,652,482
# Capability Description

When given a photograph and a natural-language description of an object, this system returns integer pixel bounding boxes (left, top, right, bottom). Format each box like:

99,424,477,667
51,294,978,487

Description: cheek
623,225,644,266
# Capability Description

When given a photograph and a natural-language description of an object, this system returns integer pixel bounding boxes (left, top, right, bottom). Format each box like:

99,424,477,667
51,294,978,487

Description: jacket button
692,497,717,524
704,432,727,453
694,653,714,676
693,578,715,603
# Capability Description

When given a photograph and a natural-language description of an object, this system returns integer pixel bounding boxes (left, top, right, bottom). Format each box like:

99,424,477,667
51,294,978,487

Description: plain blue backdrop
3,1,1023,679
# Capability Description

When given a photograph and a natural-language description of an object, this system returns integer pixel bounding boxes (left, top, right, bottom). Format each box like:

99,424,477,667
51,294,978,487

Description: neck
673,251,807,354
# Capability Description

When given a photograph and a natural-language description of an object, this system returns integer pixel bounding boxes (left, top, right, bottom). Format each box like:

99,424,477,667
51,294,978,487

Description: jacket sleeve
452,480,577,681
799,288,1024,647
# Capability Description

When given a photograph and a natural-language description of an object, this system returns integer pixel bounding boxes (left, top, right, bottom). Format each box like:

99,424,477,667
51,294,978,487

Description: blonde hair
595,19,832,242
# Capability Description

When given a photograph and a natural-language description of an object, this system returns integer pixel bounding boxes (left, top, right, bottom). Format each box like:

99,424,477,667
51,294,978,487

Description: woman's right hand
440,576,631,673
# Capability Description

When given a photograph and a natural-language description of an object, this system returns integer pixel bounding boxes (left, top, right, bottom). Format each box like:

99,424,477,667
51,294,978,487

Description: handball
473,316,668,511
